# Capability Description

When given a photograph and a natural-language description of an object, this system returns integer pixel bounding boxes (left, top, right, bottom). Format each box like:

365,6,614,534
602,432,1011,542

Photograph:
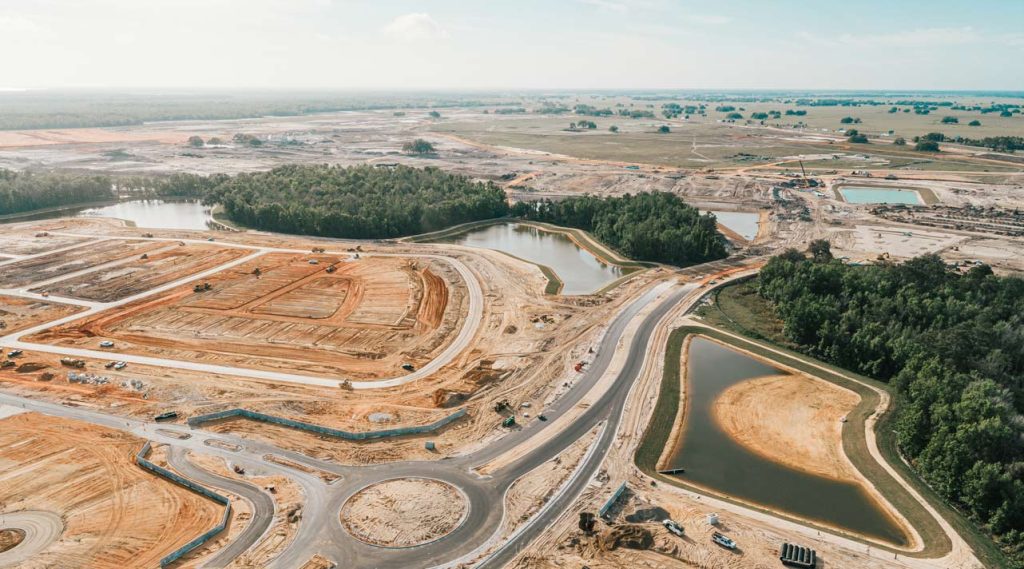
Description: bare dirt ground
0,238,170,288
712,373,860,481
36,243,248,302
340,478,467,547
0,412,221,569
28,253,465,380
0,295,85,334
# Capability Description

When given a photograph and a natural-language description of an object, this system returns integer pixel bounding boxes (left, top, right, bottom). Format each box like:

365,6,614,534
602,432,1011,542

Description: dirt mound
432,388,466,408
624,506,670,524
0,529,25,553
599,524,653,551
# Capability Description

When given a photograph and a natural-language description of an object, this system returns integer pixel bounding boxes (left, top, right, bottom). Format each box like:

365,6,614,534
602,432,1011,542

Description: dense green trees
511,192,726,266
757,252,1024,565
208,164,508,238
915,140,941,152
0,170,115,215
402,139,436,154
657,125,671,133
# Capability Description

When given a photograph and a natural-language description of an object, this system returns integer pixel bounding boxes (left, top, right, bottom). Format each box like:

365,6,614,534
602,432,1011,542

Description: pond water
664,337,908,545
708,211,760,241
433,223,628,295
3,199,218,231
840,186,923,205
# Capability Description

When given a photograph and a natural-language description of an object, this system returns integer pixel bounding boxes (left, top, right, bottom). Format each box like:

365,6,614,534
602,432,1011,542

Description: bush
969,120,982,126
893,137,907,146
658,125,671,134
941,116,959,124
187,136,204,147
848,134,869,143
915,140,941,152
402,139,435,154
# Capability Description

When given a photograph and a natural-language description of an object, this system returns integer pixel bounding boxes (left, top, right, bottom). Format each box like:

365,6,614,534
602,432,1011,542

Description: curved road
166,447,275,568
0,511,64,568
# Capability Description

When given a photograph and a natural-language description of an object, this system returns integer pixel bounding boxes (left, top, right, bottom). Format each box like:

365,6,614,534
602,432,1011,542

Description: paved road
0,233,484,390
167,447,275,568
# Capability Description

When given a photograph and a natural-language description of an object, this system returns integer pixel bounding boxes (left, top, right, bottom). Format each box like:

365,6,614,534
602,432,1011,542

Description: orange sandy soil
27,253,463,380
712,373,860,480
36,243,248,302
0,295,86,335
0,128,187,148
0,412,221,569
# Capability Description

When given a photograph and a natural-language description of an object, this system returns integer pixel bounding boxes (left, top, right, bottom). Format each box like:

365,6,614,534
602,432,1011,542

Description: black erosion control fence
186,407,468,440
134,442,231,568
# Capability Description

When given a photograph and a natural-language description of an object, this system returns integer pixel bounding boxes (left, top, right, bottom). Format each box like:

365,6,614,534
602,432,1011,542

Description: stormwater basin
664,337,908,545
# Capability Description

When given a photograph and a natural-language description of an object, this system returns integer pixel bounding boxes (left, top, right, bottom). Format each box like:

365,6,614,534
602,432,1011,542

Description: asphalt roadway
0,278,700,568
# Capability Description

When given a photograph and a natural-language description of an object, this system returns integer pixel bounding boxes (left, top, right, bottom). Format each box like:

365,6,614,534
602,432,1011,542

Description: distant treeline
0,92,501,131
206,164,509,238
0,169,114,215
512,192,727,266
758,247,1024,566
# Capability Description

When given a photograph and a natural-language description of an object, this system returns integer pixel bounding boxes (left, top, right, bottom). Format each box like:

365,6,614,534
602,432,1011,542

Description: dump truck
60,358,86,369
711,532,736,550
663,519,684,537
154,411,178,422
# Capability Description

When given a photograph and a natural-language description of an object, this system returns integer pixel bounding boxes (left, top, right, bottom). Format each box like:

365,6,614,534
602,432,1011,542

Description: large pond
840,186,923,205
708,211,760,241
433,223,627,295
3,199,217,231
664,337,908,545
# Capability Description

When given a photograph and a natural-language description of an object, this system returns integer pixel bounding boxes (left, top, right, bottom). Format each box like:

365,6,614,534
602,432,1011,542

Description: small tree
428,110,441,119
848,133,869,143
915,140,941,152
969,120,981,126
941,116,959,124
893,137,907,146
840,116,856,124
609,125,619,133
207,137,224,145
809,239,833,263
657,125,671,134
999,110,1012,117
402,139,436,154
187,135,204,148
726,112,743,120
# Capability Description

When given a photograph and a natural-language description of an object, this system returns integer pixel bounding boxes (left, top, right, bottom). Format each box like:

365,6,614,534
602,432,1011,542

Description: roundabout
340,478,469,548
0,511,63,568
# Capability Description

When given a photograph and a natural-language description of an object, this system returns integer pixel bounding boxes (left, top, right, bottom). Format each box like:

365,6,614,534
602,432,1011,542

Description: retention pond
839,187,923,205
664,336,908,545
432,222,630,295
3,199,217,231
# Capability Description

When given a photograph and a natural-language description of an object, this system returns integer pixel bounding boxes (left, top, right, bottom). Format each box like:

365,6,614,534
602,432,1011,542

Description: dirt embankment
712,373,860,480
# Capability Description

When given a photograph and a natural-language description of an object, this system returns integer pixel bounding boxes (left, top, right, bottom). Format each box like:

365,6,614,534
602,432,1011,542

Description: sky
1,0,1023,91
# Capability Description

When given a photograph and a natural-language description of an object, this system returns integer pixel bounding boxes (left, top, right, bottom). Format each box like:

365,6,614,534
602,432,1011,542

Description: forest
757,245,1024,565
205,164,509,238
512,192,727,266
0,169,115,215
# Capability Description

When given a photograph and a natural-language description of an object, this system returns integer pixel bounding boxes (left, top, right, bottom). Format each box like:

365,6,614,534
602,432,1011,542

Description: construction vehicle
502,416,516,428
401,363,415,371
574,362,584,373
309,259,319,265
578,512,596,533
663,519,684,537
113,361,127,370
537,414,548,421
193,282,213,293
780,542,817,568
1,361,15,368
154,411,178,422
60,358,86,368
105,362,116,369
312,247,326,253
712,532,737,550
99,340,115,348
325,265,337,273
7,350,23,358
493,399,511,413
141,253,149,260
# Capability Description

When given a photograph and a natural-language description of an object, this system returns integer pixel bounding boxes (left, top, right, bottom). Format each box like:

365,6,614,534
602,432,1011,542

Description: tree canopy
207,164,509,238
0,169,114,215
757,251,1024,565
402,139,436,154
511,191,726,266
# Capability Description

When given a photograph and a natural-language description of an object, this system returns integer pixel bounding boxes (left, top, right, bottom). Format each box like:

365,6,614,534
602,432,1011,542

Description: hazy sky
2,0,1023,91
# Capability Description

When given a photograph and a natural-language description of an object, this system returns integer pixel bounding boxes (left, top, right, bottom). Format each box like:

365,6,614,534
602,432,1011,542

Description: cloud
578,0,628,13
381,13,448,42
799,27,981,49
685,14,732,25
0,15,43,34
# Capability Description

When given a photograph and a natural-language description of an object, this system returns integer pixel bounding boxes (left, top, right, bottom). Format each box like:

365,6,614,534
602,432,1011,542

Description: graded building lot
0,412,222,569
0,295,85,334
0,233,90,256
33,243,249,302
0,238,171,289
28,252,465,380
